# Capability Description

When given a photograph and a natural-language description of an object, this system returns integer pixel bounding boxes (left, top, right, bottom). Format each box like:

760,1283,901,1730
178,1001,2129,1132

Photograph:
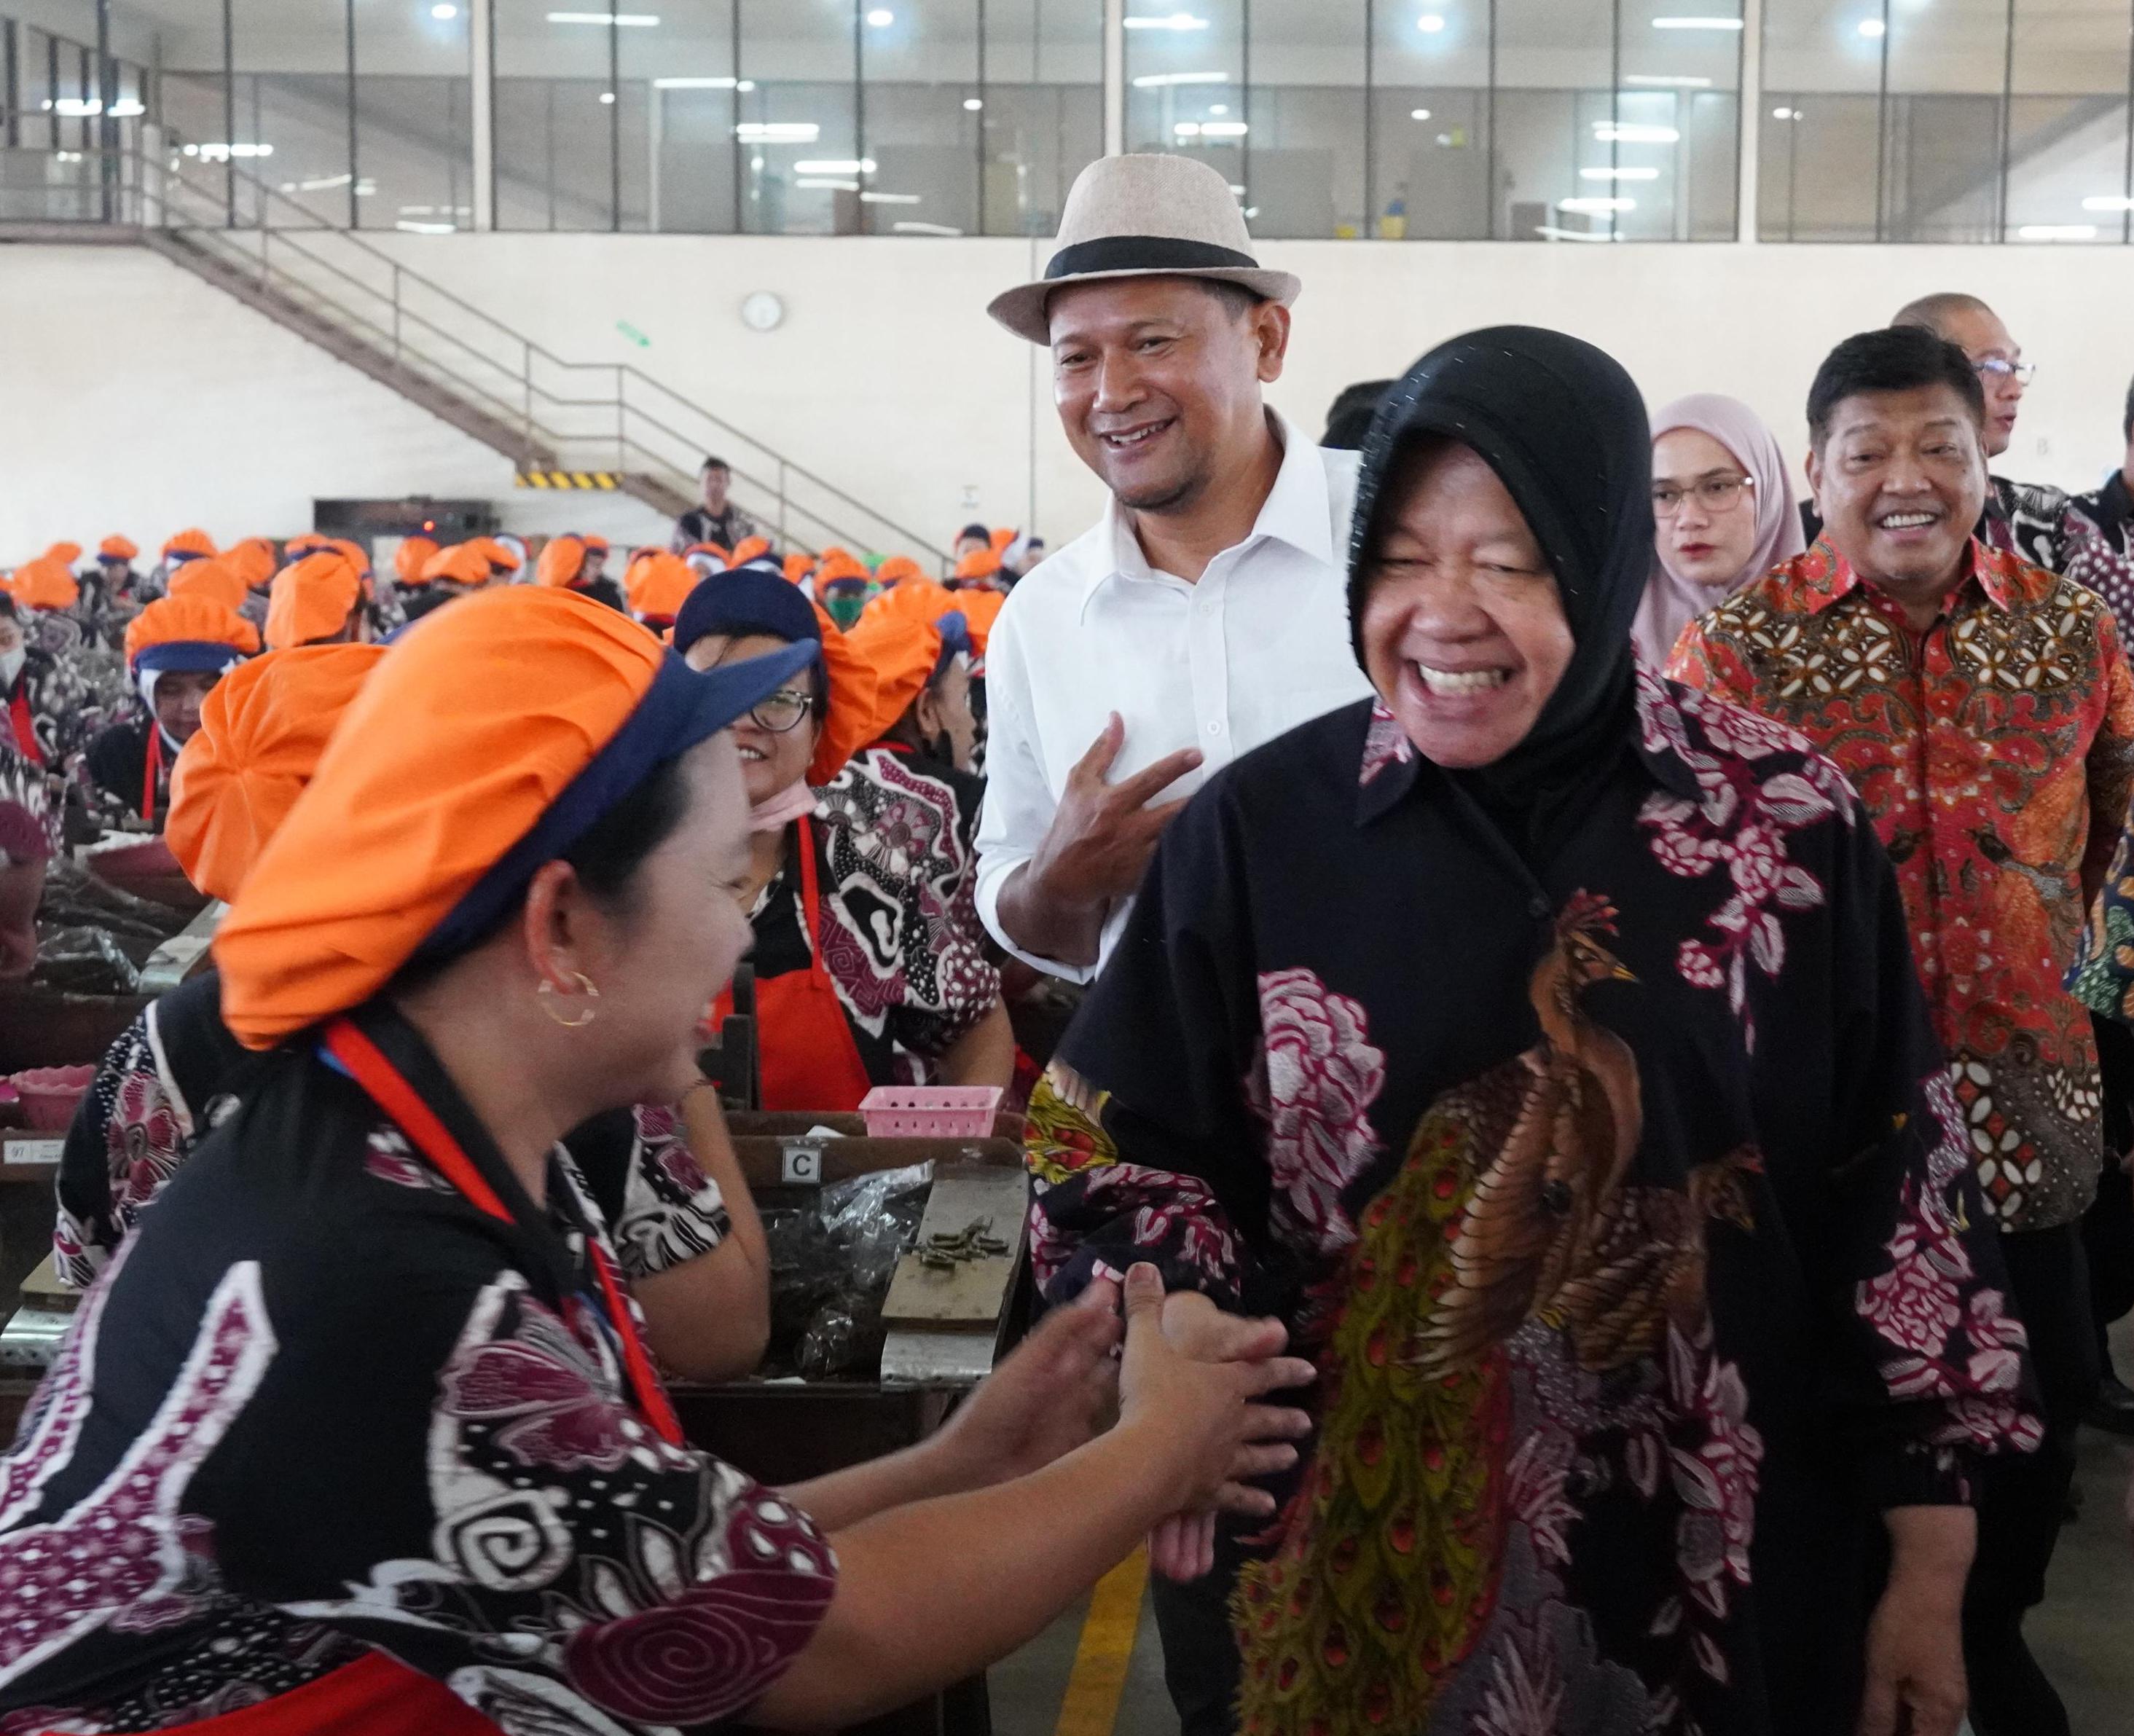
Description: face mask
825,594,865,633
0,647,26,691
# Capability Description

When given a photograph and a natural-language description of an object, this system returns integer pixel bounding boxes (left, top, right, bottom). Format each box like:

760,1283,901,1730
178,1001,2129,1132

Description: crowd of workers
0,147,2130,1736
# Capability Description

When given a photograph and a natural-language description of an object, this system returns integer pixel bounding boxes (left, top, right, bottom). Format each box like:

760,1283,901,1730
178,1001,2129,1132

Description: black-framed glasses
1652,475,1754,517
1974,357,2036,387
749,688,813,734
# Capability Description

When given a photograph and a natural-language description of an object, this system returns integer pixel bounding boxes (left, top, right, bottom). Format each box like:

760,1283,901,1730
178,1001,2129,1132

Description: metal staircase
0,141,947,563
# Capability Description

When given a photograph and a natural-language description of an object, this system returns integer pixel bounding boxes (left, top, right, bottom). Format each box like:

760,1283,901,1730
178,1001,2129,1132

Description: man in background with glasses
1891,292,2134,643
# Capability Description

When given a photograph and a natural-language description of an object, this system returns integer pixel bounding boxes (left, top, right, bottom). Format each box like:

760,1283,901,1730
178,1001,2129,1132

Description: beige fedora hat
986,153,1301,346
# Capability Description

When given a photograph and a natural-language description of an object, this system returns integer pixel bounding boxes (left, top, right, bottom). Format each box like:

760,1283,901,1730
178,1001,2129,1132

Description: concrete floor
993,1370,2134,1736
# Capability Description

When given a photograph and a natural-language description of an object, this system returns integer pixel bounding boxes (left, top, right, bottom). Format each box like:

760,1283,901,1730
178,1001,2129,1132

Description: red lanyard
141,727,162,826
322,1017,684,1448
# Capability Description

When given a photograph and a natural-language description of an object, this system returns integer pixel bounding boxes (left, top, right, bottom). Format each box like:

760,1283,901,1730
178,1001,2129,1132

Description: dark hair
700,455,731,475
0,595,17,624
1806,327,1985,450
1322,379,1394,451
957,522,991,544
1199,278,1265,321
2124,372,2134,443
562,753,695,916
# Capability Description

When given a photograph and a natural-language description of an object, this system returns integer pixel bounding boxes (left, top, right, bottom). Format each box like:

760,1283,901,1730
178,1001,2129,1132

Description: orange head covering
124,594,261,668
162,528,218,563
324,538,372,579
858,574,996,656
816,551,872,588
728,535,772,569
421,542,498,589
167,557,253,615
951,585,1003,653
99,535,139,563
583,534,611,555
282,533,331,557
167,644,388,903
818,546,854,567
42,541,83,567
782,553,815,586
874,555,923,588
265,552,365,651
626,550,698,624
224,536,280,593
954,548,1003,584
843,608,972,750
536,535,588,589
395,536,439,587
989,527,1016,554
213,586,813,1049
9,559,81,613
468,535,523,575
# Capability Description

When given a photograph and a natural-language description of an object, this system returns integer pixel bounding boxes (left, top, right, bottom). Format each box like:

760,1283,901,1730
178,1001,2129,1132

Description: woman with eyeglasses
675,570,1015,1111
1632,394,1806,666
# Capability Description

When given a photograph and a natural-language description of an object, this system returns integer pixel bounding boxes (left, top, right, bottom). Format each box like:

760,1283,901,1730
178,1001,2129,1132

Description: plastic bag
762,1162,933,1380
31,924,142,995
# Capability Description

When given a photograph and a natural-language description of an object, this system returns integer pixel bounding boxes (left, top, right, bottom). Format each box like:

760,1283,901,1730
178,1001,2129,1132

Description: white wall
9,232,2133,564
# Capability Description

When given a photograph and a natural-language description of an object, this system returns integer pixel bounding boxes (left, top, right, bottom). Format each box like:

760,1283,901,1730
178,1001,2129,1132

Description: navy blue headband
672,568,822,659
134,640,248,675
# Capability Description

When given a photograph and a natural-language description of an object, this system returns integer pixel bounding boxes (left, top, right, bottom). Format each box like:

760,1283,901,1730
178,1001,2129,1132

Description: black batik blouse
1024,672,2039,1736
4,1004,831,1733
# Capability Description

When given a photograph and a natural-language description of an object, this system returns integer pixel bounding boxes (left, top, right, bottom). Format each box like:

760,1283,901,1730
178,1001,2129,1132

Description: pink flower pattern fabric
1244,968,1386,1252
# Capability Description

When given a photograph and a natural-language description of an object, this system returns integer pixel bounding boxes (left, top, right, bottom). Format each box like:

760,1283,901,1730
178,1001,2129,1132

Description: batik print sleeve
611,1103,731,1279
195,1242,836,1734
2067,822,2134,1024
1662,614,1758,708
51,1013,157,1290
1821,801,2043,1507
1027,790,1276,1314
2081,609,2134,909
0,734,54,861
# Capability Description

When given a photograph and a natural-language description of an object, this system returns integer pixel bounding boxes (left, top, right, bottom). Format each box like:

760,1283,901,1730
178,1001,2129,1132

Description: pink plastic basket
10,1066,95,1133
859,1085,1003,1140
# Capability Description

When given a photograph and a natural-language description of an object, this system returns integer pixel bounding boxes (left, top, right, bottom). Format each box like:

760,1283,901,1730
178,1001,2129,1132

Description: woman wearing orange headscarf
534,533,628,614
0,584,1296,1736
83,595,258,828
264,551,370,651
675,572,1013,1109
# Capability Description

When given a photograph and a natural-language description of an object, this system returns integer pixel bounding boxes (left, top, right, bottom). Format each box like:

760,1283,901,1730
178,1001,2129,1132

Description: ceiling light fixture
1559,195,1636,212
796,178,860,190
1411,107,1432,119
1623,74,1713,87
1122,12,1209,28
1131,70,1228,87
431,3,458,19
860,191,922,203
735,122,820,142
2018,223,2096,240
545,11,660,25
1650,15,1743,28
894,220,964,235
1417,13,1446,31
1535,224,1620,242
1581,165,1660,180
1858,17,1886,36
963,96,984,109
1593,122,1679,143
2082,195,2134,211
793,157,875,174
866,7,894,24
654,76,755,89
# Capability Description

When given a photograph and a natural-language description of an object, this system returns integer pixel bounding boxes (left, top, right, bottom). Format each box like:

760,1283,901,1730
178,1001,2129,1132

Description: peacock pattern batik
1027,675,2043,1732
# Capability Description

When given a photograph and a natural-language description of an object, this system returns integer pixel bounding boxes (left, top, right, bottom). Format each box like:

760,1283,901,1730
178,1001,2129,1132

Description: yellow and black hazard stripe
515,471,621,490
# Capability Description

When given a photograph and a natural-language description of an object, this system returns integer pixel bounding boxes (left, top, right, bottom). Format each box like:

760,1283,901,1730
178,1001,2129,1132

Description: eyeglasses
1974,357,2036,387
1652,475,1754,517
749,688,814,734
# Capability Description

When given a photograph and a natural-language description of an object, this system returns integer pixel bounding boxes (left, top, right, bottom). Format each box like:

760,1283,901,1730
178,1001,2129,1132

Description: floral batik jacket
1669,539,2134,1233
1025,673,2039,1736
2,1005,828,1734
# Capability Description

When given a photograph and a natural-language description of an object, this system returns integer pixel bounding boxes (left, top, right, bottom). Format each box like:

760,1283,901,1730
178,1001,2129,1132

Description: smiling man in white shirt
978,153,1371,986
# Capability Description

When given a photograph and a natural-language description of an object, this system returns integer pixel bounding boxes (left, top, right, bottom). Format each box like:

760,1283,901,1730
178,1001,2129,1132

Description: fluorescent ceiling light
2018,223,2095,240
396,219,455,234
1209,103,1228,113
1624,74,1713,87
47,96,144,117
1123,12,1209,28
963,96,984,109
1581,165,1660,180
654,76,754,90
794,158,874,174
1771,105,1798,119
1174,119,1247,137
2082,195,2134,211
598,90,616,103
182,141,273,158
546,11,659,24
1650,15,1743,28
295,172,353,191
1131,71,1228,87
796,178,859,190
1418,13,1447,31
1536,224,1619,242
431,3,458,19
866,7,894,24
894,221,964,235
1858,17,1886,36
1593,122,1679,143
1559,196,1635,212
735,122,820,142
1411,107,1432,119
860,191,922,204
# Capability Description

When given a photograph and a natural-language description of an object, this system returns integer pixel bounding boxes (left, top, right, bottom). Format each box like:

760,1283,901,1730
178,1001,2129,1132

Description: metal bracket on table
880,1163,1031,1388
138,900,225,996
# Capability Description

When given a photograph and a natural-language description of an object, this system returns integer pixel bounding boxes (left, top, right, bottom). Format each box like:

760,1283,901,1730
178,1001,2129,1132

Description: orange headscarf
728,535,772,568
8,559,80,613
952,585,1003,653
536,535,588,589
782,553,815,586
124,595,261,666
162,528,218,562
283,533,332,557
816,551,873,588
395,536,439,588
214,587,757,1049
99,535,139,562
626,551,698,624
42,541,83,567
858,574,997,653
167,558,252,615
224,537,280,593
421,542,496,588
842,609,961,750
265,552,365,651
953,548,1003,585
989,527,1016,554
874,555,924,589
468,535,524,575
167,643,387,903
583,534,611,555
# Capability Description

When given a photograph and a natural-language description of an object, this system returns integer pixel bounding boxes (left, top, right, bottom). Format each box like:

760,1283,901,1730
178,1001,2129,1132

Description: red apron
46,1018,689,1736
8,690,42,768
713,816,873,1113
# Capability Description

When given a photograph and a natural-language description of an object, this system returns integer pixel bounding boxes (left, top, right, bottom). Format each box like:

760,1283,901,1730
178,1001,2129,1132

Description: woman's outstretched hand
929,1292,1125,1489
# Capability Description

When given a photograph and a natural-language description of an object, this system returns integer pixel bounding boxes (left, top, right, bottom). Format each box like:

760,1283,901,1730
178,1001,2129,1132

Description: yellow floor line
1054,1546,1153,1736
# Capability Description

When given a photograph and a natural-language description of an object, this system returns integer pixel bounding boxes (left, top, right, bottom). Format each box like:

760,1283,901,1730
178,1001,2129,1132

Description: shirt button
1199,600,1217,616
1205,720,1225,737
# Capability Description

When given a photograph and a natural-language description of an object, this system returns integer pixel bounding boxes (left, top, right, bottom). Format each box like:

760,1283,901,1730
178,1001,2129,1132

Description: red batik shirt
1669,538,2134,1232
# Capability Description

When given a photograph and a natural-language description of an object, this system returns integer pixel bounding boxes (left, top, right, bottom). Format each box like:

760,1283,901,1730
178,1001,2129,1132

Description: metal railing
0,138,951,565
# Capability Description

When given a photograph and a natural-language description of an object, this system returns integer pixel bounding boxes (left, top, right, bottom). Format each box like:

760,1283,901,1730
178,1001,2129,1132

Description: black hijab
1346,326,1654,855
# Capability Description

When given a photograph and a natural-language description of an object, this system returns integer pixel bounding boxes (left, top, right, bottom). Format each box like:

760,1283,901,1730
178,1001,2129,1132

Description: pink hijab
1633,393,1807,667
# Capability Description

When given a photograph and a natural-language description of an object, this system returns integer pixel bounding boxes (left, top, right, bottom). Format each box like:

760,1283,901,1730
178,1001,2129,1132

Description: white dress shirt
976,413,1372,982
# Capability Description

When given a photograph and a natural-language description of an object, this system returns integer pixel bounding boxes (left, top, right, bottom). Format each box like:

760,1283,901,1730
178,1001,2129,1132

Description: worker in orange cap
83,596,258,828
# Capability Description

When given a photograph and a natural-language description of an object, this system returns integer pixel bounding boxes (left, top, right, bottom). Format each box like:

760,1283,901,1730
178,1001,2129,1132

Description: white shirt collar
1082,409,1335,616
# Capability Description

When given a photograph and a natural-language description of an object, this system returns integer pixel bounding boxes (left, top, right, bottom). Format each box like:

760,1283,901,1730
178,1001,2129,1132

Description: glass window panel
353,0,471,233
1615,0,1739,239
2005,0,2133,243
1882,0,2007,240
234,0,351,229
1123,0,1241,162
860,0,981,236
979,0,1101,235
1370,0,1490,238
738,0,858,233
1759,0,1888,239
1239,0,1362,240
495,1,615,230
1496,0,1611,241
624,0,736,233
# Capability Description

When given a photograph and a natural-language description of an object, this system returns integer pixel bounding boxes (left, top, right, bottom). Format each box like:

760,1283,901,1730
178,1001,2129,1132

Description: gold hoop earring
538,971,600,1029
